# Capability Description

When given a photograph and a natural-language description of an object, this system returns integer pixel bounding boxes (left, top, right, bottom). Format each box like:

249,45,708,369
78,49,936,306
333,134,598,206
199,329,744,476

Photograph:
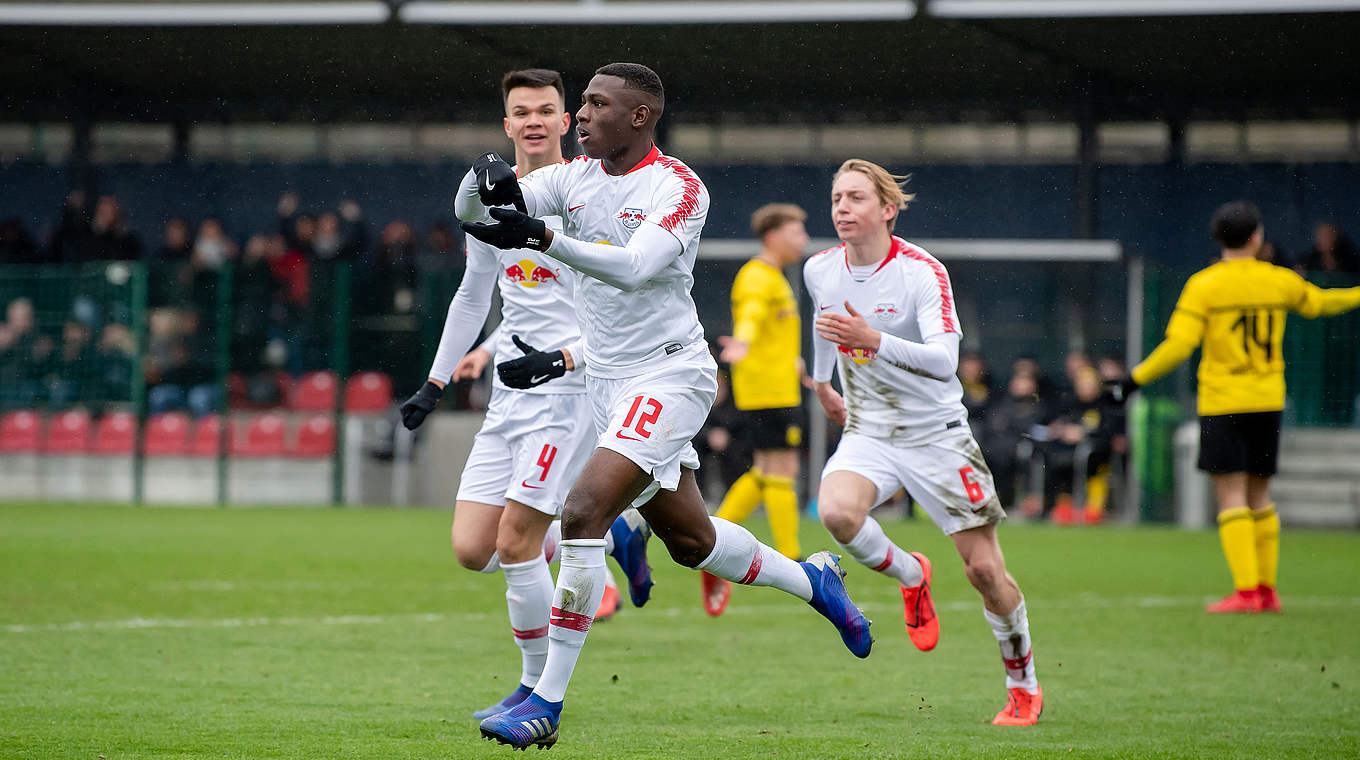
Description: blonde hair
833,158,915,230
750,203,807,239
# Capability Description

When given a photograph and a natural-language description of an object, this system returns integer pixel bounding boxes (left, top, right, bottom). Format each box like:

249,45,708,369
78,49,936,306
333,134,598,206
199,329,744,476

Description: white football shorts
588,345,718,506
456,387,595,516
822,427,1006,535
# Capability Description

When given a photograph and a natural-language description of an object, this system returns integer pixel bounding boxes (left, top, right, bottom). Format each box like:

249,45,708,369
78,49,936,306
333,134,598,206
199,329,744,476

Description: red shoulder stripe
895,238,957,333
653,154,703,234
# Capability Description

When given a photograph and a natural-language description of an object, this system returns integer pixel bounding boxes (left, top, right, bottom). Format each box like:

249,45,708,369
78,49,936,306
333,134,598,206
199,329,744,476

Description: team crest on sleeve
873,303,900,321
617,208,645,230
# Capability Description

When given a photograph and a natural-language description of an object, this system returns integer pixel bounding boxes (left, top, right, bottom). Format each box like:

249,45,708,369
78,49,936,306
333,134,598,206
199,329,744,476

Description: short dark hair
501,68,565,105
594,62,664,113
1210,201,1262,249
750,203,807,239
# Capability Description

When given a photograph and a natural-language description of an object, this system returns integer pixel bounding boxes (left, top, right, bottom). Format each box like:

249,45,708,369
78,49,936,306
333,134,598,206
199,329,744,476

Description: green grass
1,503,1357,759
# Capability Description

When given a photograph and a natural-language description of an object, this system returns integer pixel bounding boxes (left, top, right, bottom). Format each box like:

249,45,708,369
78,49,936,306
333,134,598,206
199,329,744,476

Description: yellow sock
1252,504,1280,589
761,474,802,559
1217,507,1259,592
716,469,763,524
1085,469,1108,516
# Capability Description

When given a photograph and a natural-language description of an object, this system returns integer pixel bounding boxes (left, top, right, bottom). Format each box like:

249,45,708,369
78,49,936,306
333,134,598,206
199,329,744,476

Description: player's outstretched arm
1295,281,1360,319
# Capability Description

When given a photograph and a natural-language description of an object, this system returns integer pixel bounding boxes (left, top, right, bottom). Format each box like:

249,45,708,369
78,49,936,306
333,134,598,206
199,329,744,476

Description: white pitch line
5,595,1358,634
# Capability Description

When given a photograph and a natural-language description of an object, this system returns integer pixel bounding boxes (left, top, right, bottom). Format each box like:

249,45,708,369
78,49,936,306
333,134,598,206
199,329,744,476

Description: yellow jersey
729,258,802,410
1133,258,1360,416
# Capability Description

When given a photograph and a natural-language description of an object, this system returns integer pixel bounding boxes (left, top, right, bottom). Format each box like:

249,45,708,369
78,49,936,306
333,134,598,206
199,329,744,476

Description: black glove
399,380,443,430
1104,375,1140,405
461,207,548,252
472,152,526,212
496,335,567,389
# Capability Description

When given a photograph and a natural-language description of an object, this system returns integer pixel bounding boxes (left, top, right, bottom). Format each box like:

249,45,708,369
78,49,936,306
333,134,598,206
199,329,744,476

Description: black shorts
1197,411,1282,477
736,406,804,451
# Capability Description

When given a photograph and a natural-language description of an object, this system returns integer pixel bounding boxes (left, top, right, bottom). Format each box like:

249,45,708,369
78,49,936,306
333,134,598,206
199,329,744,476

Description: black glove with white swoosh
496,335,567,389
472,152,526,212
462,207,549,252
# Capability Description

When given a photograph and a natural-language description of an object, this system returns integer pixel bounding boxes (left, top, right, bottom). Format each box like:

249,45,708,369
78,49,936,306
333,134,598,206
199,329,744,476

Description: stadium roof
2,2,1358,124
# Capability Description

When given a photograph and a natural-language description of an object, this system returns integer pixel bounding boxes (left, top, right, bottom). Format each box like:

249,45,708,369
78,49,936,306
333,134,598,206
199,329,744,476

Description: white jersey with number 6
804,236,969,446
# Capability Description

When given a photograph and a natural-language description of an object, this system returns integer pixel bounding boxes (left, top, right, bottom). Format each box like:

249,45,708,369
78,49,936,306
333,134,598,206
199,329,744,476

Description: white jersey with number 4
462,145,710,378
805,236,968,445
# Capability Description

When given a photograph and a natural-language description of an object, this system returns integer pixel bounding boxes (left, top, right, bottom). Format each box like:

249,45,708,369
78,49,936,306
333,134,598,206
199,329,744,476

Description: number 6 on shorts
959,466,985,503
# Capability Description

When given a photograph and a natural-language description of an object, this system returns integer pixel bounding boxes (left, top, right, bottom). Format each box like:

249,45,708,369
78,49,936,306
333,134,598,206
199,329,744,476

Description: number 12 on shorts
958,466,985,503
617,395,663,441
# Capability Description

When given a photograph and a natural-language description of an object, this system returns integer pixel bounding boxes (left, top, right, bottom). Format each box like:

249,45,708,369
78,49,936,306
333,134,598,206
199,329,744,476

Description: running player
1110,201,1360,614
397,69,652,721
702,203,810,616
806,159,1042,726
457,63,872,750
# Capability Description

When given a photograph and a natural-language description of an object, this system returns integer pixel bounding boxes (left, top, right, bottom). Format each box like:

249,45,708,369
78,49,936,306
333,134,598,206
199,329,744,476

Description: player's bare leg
1246,474,1281,611
951,524,1041,725
451,501,504,572
818,470,935,650
1208,472,1264,613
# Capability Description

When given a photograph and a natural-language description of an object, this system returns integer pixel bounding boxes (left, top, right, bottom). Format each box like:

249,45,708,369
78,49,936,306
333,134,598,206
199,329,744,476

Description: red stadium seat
93,411,137,455
43,409,91,454
233,413,286,457
191,415,223,458
290,414,336,457
344,371,393,413
0,410,41,453
145,412,191,456
289,371,339,411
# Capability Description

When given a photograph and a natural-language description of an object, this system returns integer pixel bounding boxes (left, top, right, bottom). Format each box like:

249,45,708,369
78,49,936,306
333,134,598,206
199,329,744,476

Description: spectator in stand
48,190,89,263
189,216,238,316
0,217,40,264
1059,350,1092,408
155,217,192,262
1044,366,1120,525
149,216,194,307
305,202,367,369
94,322,135,404
1300,222,1360,274
232,234,280,372
358,220,418,316
984,369,1052,515
0,323,25,409
80,195,141,262
1012,354,1056,401
145,310,217,417
959,350,993,430
38,320,95,408
1257,239,1295,271
426,220,462,258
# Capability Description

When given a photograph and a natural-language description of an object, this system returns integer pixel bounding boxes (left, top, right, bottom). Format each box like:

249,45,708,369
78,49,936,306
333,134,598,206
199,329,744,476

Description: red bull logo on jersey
505,258,562,288
838,345,877,364
617,208,645,230
873,303,900,321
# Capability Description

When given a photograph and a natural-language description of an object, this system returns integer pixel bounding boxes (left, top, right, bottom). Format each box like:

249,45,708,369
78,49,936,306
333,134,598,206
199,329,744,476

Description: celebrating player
397,69,652,721
1110,201,1360,614
702,203,810,616
457,63,872,750
806,159,1043,726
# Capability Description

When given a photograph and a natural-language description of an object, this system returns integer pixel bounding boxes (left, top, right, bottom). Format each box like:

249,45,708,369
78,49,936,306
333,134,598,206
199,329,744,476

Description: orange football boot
594,581,622,622
701,570,731,617
1257,585,1282,613
1205,588,1262,614
900,551,939,651
992,684,1043,726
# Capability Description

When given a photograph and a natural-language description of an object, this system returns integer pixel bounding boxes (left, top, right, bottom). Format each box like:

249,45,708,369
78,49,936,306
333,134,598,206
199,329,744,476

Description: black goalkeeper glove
399,380,443,430
496,335,567,389
461,207,548,252
1104,375,1140,405
472,152,526,212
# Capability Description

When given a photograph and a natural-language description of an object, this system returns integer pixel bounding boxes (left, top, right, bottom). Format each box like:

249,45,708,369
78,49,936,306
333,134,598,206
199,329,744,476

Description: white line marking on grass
5,595,1358,634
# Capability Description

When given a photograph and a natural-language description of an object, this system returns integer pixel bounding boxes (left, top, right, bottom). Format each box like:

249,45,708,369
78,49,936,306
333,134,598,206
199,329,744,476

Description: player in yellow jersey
1111,201,1360,614
701,203,810,616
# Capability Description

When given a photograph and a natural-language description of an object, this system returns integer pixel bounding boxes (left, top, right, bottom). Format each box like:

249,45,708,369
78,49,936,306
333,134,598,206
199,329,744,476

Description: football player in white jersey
805,159,1043,727
457,63,872,750
397,69,653,722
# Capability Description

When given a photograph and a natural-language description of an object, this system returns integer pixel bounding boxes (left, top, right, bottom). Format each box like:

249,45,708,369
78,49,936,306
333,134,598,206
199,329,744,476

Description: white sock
983,599,1038,692
696,517,813,601
501,555,553,688
542,522,561,564
533,539,607,704
479,551,501,574
836,516,923,587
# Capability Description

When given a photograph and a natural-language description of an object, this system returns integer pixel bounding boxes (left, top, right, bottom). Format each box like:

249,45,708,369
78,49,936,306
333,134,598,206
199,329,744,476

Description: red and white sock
984,599,1038,692
836,516,923,588
696,517,812,601
533,539,607,703
500,555,553,688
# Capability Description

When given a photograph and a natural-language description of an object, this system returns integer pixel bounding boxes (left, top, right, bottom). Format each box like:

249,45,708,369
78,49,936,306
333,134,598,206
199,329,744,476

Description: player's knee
662,532,710,568
451,538,495,572
494,528,536,564
963,555,1003,592
818,500,862,544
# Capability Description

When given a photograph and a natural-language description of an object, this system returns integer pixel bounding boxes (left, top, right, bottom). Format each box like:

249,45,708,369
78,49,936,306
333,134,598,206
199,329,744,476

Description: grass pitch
2,502,1357,759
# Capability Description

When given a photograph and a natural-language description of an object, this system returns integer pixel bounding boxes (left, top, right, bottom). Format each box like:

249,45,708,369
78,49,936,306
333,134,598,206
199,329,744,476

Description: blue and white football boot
802,551,873,658
472,683,533,720
479,693,563,750
608,509,654,608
